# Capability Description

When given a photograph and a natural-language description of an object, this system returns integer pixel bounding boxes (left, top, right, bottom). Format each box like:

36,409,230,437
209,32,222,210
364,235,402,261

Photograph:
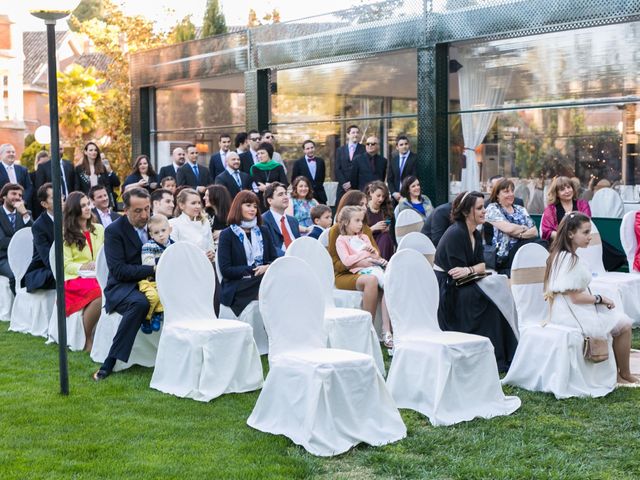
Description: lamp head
29,0,81,21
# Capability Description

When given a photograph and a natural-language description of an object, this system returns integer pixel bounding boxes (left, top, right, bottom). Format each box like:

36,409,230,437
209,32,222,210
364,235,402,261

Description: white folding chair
150,242,263,402
286,237,385,375
8,228,54,337
45,244,86,351
215,254,268,354
577,221,640,324
395,209,424,243
620,211,637,271
510,243,549,333
0,275,13,321
318,228,329,248
90,247,161,371
247,256,406,457
590,188,624,218
397,231,436,265
384,249,520,426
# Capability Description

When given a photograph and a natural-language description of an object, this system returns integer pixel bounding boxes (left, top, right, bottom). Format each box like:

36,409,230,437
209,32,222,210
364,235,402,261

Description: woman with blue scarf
217,191,278,316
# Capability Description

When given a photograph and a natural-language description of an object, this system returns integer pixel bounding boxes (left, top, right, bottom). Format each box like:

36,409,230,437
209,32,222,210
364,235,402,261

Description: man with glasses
176,144,211,194
239,130,261,174
260,129,287,173
350,136,387,192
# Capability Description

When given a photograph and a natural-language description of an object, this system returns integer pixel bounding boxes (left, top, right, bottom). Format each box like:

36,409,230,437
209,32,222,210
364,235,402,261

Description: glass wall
269,49,418,179
448,22,640,212
151,74,246,169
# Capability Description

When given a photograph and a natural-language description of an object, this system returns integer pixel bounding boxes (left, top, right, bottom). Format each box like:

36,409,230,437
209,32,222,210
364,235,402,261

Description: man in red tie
261,182,301,257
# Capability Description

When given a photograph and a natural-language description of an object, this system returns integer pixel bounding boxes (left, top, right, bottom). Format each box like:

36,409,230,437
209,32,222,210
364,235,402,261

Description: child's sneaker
151,313,163,331
141,321,153,334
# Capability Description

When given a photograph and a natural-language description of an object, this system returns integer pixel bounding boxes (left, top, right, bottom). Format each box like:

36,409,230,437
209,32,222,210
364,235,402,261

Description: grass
1,324,639,479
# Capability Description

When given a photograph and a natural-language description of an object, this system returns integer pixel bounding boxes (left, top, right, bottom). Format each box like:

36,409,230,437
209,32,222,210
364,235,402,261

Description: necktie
399,154,407,175
192,163,199,179
233,171,242,187
60,163,68,198
349,144,355,160
8,212,16,229
137,227,148,244
280,216,293,249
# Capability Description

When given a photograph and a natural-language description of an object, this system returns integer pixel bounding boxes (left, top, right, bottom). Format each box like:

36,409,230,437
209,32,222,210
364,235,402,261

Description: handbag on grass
561,295,609,363
455,271,491,287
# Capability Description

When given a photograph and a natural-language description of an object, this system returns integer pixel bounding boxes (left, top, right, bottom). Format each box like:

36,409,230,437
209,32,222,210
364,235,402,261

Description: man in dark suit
23,183,56,292
422,202,452,247
208,133,232,180
387,135,417,202
0,183,33,293
335,125,365,204
158,146,186,181
214,152,252,199
90,185,120,227
176,145,211,194
239,130,261,174
0,143,33,210
350,135,388,192
35,148,75,199
261,182,300,257
93,188,155,381
291,140,327,204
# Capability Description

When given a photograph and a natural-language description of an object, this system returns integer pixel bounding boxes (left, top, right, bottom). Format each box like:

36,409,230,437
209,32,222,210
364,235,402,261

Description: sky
11,0,364,32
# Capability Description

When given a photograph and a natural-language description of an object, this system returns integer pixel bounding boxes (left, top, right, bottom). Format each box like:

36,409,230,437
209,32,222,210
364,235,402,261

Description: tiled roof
74,52,111,73
22,31,68,86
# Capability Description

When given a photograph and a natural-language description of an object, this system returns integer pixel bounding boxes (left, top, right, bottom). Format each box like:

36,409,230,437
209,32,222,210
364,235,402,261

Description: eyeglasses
366,142,378,146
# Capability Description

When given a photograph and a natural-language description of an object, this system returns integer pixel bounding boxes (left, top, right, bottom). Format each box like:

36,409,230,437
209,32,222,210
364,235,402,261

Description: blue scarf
229,224,264,267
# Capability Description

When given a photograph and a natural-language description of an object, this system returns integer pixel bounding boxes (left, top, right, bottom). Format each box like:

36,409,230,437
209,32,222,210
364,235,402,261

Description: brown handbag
562,295,609,363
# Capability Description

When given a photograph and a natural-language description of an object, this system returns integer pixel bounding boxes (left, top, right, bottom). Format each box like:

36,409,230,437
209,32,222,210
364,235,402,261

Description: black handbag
483,244,497,270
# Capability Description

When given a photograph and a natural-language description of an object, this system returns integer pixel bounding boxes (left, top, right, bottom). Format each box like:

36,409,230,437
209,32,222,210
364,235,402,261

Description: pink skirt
64,277,101,316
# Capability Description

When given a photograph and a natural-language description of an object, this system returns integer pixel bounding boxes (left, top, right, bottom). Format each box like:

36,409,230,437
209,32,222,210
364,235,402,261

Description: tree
57,64,104,153
169,15,197,43
248,8,281,27
69,0,165,179
202,0,227,38
21,136,45,172
247,9,260,27
68,0,104,30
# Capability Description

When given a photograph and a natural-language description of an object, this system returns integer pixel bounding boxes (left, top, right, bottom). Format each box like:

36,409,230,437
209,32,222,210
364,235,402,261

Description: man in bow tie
291,140,327,204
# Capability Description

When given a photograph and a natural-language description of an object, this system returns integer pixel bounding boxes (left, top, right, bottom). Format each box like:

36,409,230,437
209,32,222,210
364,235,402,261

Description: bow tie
307,158,316,162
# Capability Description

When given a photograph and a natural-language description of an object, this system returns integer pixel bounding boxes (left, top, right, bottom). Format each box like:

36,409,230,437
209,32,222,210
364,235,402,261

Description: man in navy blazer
90,185,120,227
291,140,327,204
214,152,252,199
0,144,33,210
176,145,211,193
94,188,155,381
158,146,186,181
387,135,418,202
208,133,232,180
261,182,300,257
350,135,388,192
23,184,56,292
0,183,33,293
35,151,75,198
335,125,365,204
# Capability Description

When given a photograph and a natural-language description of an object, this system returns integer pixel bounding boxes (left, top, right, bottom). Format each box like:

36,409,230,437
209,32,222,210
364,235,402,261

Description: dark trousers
106,290,150,362
0,260,16,294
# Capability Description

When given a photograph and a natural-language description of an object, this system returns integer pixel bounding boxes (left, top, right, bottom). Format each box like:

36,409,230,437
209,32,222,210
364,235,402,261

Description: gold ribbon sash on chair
396,223,423,237
510,266,546,285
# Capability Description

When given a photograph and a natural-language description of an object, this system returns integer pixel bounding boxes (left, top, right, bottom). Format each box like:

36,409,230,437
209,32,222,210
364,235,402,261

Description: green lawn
1,323,639,480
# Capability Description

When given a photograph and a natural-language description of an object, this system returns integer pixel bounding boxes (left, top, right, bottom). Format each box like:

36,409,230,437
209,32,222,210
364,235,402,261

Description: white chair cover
503,324,616,399
384,250,521,426
90,247,160,372
286,237,385,375
590,188,624,218
510,243,549,333
150,242,262,402
396,231,436,265
578,221,640,324
247,256,405,457
8,228,54,337
45,244,85,351
318,228,329,248
215,254,268,354
620,211,637,271
0,275,13,321
394,209,424,243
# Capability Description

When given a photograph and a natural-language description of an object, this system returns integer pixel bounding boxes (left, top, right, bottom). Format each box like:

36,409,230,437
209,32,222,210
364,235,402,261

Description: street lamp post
29,0,81,395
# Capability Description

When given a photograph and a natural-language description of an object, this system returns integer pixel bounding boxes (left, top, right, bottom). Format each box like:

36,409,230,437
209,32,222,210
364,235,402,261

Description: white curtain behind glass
457,57,511,192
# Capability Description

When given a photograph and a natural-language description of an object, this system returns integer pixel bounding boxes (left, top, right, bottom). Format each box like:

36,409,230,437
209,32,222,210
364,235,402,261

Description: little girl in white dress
544,212,638,385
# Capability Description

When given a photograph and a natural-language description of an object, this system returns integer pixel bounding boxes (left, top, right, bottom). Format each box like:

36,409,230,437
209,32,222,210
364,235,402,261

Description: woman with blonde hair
541,176,591,241
169,188,215,261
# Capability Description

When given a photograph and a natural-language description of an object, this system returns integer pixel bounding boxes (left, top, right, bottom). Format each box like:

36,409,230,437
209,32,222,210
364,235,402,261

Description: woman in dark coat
74,142,121,209
122,154,159,194
434,190,517,373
